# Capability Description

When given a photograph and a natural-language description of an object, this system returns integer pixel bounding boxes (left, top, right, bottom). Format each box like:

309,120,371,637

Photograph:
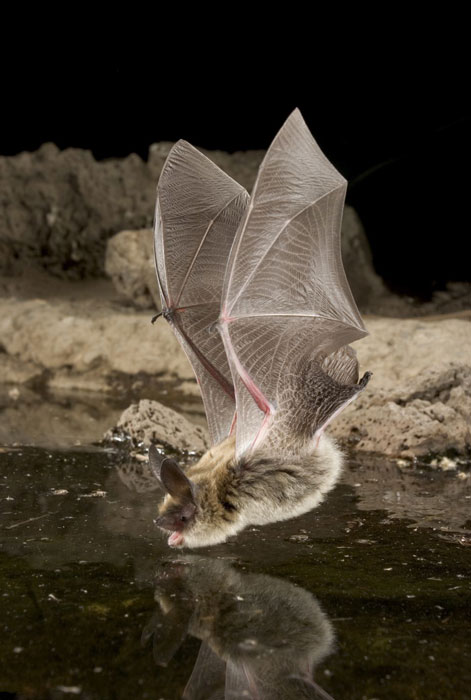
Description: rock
0,143,383,312
412,282,471,317
0,296,193,384
0,354,43,385
105,228,160,310
47,368,113,395
330,318,471,457
0,142,265,281
331,384,469,457
110,399,209,452
355,317,471,390
178,380,201,397
0,143,173,278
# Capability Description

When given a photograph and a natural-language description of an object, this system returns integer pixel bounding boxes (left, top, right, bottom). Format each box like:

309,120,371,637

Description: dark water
0,445,470,699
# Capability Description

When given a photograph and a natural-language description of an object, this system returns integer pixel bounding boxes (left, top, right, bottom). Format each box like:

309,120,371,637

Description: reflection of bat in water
150,109,371,548
143,557,335,700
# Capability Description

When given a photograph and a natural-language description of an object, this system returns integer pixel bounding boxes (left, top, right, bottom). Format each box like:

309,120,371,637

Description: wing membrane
220,110,368,455
155,140,249,444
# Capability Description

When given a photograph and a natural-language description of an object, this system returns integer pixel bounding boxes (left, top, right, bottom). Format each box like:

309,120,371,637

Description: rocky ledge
0,279,469,459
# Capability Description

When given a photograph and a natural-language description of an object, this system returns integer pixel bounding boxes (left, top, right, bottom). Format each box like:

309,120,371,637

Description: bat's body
150,110,371,548
156,431,343,549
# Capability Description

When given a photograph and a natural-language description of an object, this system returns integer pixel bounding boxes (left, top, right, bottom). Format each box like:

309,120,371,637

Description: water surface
1,445,470,699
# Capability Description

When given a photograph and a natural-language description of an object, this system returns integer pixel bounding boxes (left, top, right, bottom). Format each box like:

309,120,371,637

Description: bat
150,109,371,548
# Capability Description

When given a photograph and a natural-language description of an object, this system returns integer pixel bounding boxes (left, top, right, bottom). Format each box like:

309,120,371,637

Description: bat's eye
179,503,196,525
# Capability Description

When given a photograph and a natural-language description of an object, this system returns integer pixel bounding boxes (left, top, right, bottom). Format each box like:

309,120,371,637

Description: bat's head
148,443,242,549
148,446,198,547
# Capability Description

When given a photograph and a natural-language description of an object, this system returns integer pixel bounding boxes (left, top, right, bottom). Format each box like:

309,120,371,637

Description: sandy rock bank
0,288,469,458
0,296,193,387
330,317,471,457
108,316,471,459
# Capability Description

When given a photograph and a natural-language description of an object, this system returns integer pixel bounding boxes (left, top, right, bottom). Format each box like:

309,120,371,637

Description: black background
2,24,468,297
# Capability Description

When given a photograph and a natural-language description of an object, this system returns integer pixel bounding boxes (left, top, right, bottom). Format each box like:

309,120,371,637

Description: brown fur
157,432,344,548
156,363,370,548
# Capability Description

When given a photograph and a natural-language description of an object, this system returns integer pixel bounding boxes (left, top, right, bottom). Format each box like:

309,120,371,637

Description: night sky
2,31,468,296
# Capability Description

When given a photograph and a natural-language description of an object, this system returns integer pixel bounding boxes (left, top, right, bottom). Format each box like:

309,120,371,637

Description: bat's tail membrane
261,347,371,452
311,367,372,443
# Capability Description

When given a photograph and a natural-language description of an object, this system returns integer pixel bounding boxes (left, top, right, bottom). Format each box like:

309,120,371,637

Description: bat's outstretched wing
220,109,368,456
155,140,249,445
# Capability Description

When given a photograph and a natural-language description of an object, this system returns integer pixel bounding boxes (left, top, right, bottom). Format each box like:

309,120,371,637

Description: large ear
160,459,196,505
148,444,165,480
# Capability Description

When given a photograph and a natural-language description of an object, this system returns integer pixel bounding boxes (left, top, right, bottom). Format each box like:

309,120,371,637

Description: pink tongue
168,531,184,547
